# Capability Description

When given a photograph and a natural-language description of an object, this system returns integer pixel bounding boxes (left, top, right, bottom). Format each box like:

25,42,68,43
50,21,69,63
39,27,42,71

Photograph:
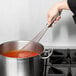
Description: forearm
57,0,76,23
47,0,76,24
55,1,70,11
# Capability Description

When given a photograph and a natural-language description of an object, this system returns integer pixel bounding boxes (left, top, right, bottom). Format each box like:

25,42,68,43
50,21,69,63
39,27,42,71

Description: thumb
48,16,54,25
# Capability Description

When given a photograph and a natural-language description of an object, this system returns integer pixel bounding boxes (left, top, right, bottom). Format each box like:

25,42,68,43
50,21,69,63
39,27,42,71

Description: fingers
48,15,61,25
48,17,53,25
47,13,54,25
54,16,61,23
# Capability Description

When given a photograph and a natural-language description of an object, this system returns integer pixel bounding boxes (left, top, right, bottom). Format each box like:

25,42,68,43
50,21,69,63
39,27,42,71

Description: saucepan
0,41,53,76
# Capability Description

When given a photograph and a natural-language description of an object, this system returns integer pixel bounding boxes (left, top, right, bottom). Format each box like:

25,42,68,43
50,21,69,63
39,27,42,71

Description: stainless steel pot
0,41,53,76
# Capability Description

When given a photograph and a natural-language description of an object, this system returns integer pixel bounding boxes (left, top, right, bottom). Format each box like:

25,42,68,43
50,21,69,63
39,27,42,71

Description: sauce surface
3,50,39,58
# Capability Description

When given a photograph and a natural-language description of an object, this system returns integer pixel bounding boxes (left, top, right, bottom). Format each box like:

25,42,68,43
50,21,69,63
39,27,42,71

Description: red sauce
3,50,39,58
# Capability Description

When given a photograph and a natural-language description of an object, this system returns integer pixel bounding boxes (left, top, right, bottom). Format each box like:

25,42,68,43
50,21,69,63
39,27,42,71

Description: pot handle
40,49,53,59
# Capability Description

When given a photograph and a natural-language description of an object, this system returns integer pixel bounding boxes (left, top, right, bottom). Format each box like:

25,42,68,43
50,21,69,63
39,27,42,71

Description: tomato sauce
3,50,39,58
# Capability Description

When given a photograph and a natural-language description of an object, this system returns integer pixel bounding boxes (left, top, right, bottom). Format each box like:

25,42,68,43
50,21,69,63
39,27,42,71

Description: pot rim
0,40,45,59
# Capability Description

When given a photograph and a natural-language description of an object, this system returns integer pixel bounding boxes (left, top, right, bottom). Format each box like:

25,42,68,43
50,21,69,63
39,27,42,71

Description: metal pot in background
0,41,53,76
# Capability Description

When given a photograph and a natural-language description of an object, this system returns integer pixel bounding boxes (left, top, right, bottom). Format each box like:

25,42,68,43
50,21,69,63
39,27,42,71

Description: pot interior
0,41,44,58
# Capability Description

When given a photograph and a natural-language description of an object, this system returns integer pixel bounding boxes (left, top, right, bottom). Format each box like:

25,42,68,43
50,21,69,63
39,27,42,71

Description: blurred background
0,0,76,46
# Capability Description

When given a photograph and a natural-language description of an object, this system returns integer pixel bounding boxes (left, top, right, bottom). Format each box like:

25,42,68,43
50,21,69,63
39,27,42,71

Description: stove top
41,48,76,76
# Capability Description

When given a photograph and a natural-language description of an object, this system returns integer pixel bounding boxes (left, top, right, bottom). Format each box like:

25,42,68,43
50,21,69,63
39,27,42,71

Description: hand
47,6,61,25
47,1,70,25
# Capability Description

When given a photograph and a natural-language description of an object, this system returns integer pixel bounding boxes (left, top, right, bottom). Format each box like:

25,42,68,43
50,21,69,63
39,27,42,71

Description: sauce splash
3,50,39,58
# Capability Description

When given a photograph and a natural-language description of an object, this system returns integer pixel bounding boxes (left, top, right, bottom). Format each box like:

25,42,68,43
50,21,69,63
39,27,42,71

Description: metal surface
41,49,53,59
44,48,76,76
0,41,53,76
0,41,44,76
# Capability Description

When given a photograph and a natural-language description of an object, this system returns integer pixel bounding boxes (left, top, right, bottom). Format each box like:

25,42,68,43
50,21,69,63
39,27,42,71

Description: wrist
55,1,70,11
